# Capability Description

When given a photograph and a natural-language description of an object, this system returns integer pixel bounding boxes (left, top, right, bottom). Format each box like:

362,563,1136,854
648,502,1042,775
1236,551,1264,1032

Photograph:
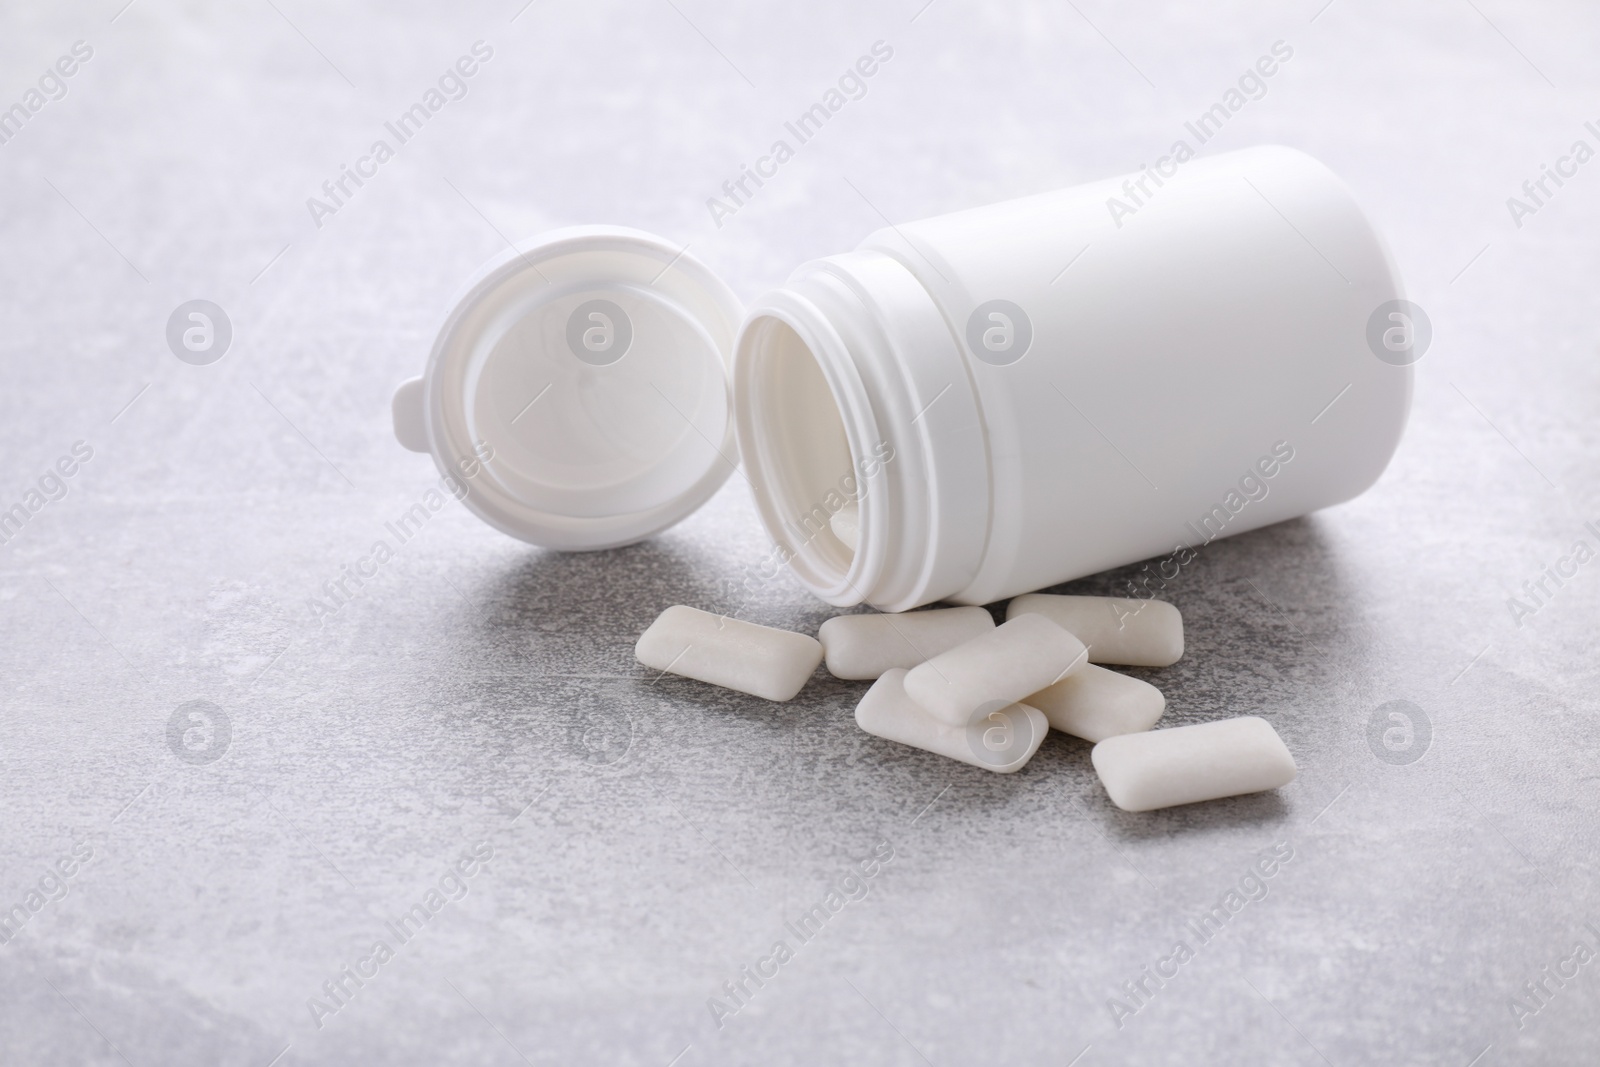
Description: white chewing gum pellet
829,503,860,551
818,606,995,681
903,613,1087,727
1090,716,1296,812
1026,663,1165,742
1006,594,1183,667
856,669,1047,774
636,605,822,702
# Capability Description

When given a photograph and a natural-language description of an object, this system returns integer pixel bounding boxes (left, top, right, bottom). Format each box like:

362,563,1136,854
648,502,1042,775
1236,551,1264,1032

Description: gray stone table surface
2,1,1598,1064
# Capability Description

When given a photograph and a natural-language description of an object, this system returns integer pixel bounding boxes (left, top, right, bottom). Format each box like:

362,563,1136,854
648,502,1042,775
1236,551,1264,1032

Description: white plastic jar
394,146,1412,611
734,145,1411,610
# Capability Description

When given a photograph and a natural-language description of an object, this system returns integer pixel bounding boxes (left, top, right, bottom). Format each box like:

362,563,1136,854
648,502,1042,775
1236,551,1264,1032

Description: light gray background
2,1,1597,1064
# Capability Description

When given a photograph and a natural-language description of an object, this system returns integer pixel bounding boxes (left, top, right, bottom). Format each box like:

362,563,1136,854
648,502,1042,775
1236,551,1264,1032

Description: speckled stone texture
2,2,1598,1064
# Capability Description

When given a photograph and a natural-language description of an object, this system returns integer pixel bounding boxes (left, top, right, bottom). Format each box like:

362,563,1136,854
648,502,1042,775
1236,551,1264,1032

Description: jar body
734,146,1411,610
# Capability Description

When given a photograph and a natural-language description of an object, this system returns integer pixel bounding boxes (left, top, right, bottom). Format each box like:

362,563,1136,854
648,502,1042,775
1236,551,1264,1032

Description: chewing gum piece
1091,716,1296,812
636,605,822,702
830,503,860,551
1026,663,1165,742
818,606,995,681
1006,594,1183,667
855,668,1047,774
903,613,1087,727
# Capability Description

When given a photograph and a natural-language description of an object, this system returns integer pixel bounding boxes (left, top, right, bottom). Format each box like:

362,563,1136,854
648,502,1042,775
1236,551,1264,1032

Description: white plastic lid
393,227,744,551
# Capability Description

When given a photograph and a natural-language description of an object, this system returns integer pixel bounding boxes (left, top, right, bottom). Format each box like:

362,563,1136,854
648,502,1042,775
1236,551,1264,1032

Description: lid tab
391,377,429,453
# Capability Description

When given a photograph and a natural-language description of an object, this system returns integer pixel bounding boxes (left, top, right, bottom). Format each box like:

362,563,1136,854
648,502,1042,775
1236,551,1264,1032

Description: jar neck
732,250,991,611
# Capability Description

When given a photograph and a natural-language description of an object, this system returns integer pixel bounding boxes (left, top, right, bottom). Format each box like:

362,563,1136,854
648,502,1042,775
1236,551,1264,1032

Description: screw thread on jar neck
733,251,991,611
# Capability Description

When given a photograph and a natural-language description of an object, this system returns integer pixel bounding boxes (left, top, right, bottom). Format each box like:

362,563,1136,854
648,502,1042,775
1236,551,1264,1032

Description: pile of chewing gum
635,595,1296,812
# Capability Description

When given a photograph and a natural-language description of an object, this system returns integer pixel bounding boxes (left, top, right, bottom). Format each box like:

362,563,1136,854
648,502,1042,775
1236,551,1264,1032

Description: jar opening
737,316,862,594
